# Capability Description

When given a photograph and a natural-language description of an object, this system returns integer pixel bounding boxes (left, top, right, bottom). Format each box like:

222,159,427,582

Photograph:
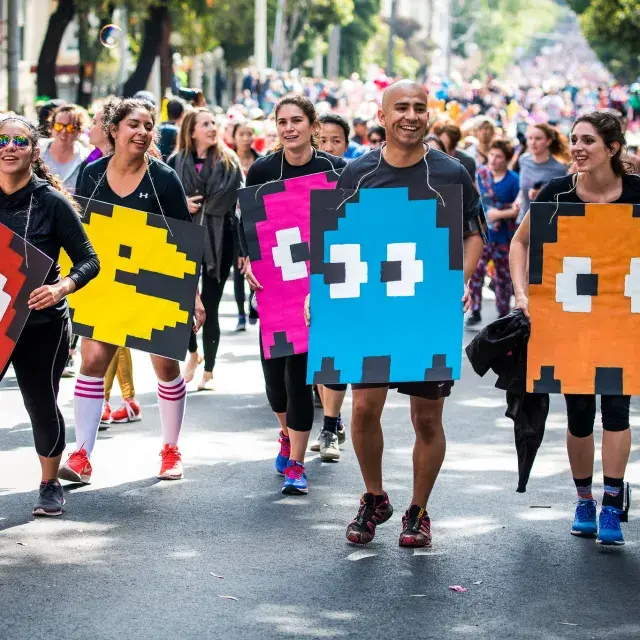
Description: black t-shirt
337,147,484,234
245,149,347,188
78,155,191,221
535,173,640,205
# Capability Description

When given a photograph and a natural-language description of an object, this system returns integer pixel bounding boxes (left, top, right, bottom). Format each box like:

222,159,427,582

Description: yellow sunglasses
53,122,79,133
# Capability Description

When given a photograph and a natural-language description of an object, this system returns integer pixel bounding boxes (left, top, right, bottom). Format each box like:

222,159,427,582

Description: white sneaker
319,430,340,461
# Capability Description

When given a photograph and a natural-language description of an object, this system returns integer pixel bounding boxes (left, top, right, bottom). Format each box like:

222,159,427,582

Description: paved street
2,284,640,640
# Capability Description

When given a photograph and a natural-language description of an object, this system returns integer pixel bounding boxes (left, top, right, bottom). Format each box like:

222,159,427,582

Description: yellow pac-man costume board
60,197,204,361
527,202,640,395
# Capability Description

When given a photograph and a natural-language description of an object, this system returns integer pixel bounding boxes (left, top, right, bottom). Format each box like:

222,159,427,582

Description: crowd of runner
1,67,639,550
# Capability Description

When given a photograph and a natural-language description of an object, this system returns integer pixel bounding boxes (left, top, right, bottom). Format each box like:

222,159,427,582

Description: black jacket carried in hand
465,309,549,493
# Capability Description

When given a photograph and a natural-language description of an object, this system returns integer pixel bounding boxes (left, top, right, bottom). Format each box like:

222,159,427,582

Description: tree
36,0,76,99
567,0,640,82
339,0,381,77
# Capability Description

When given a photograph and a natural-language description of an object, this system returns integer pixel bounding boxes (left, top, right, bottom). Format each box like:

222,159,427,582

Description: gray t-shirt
517,153,567,223
40,141,88,194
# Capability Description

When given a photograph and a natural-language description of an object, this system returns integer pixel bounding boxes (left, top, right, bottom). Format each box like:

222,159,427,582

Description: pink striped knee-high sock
73,374,105,456
157,375,186,445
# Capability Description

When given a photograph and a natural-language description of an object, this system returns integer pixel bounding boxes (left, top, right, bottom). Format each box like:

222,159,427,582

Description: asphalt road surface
2,285,639,640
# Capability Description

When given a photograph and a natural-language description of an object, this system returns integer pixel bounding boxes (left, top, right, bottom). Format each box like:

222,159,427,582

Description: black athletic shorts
351,381,454,400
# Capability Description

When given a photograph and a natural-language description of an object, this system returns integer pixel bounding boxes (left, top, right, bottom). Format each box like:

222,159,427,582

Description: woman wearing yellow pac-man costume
168,108,243,391
58,97,205,486
511,111,640,547
0,116,99,517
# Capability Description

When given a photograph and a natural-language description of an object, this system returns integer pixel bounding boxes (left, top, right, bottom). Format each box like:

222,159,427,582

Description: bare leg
40,454,62,482
602,430,631,478
410,396,446,508
275,412,288,437
567,432,595,479
323,388,346,419
150,355,180,382
79,338,117,378
289,430,311,463
351,387,388,495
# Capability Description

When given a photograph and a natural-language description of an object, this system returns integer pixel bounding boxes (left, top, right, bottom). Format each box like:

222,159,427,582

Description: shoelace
40,482,59,501
161,447,181,466
68,450,86,465
355,501,376,526
279,436,291,458
321,431,336,447
600,507,622,531
575,499,597,520
406,513,430,534
286,464,304,480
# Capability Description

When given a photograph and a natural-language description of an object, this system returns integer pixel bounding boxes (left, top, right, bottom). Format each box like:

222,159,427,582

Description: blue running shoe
571,499,597,537
596,506,625,546
282,460,308,495
275,431,290,475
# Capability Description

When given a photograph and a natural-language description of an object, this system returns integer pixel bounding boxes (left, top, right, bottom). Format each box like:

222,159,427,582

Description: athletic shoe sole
111,415,142,424
319,449,340,461
281,484,308,495
346,530,374,545
310,441,321,452
157,471,183,480
571,528,597,538
58,467,91,484
595,538,625,546
399,536,432,548
33,505,64,517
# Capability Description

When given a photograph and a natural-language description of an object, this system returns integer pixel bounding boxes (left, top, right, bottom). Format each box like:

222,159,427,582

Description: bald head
381,80,428,111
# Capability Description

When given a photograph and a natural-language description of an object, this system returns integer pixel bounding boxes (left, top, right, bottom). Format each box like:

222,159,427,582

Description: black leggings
189,230,235,372
565,394,631,437
1,318,70,457
233,246,245,317
259,338,314,432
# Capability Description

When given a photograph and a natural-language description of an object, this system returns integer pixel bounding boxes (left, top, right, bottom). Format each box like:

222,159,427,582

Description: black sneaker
337,418,346,445
465,310,482,328
33,480,65,517
346,492,393,544
234,315,247,332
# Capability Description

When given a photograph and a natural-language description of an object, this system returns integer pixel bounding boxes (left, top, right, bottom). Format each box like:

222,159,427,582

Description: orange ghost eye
624,258,640,312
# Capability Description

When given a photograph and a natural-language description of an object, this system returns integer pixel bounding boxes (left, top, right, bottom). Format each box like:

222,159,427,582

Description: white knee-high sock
73,374,104,456
157,375,186,445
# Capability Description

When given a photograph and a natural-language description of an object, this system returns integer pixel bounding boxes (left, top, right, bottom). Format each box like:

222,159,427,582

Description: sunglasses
369,138,382,144
53,122,79,133
0,134,30,149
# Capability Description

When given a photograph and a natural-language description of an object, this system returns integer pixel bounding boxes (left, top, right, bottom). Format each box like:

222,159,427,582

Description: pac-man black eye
324,243,368,298
272,227,308,281
119,244,132,259
556,257,597,312
381,242,423,296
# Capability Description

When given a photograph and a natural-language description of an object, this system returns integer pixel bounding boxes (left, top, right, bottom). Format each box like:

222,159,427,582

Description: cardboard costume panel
238,171,340,359
0,222,53,372
527,202,640,395
307,185,464,384
60,197,204,361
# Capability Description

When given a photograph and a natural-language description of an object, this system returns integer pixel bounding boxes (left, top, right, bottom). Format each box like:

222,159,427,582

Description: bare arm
509,211,531,318
463,231,484,282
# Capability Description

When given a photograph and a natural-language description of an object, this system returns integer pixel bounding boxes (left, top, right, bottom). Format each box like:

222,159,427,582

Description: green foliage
453,0,563,77
339,0,381,76
567,0,640,82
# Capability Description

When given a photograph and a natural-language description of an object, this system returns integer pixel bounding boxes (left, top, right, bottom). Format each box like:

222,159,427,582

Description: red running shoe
100,401,112,425
399,505,431,548
158,444,183,480
346,492,394,544
111,399,142,423
58,449,92,484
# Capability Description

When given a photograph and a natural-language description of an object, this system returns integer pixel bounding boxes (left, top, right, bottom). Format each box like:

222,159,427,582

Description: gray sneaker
310,429,322,452
337,421,346,445
33,480,65,516
319,430,340,461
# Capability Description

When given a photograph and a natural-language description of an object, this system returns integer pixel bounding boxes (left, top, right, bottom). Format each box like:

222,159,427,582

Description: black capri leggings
0,318,70,457
565,394,631,437
259,338,314,432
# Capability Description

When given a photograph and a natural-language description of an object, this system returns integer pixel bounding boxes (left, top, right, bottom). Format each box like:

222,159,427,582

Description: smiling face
112,107,154,158
319,122,348,158
52,111,80,151
276,104,315,153
191,111,218,152
526,126,551,157
570,121,617,174
0,121,36,178
379,83,430,151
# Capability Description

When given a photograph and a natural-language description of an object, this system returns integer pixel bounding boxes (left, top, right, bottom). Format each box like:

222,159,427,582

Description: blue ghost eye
325,243,368,299
381,242,423,296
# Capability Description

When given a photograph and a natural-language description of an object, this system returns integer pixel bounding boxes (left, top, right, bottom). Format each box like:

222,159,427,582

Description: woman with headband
0,116,99,516
242,94,347,495
59,97,205,485
510,111,640,546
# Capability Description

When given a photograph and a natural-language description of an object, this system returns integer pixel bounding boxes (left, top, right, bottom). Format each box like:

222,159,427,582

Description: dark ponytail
572,111,633,177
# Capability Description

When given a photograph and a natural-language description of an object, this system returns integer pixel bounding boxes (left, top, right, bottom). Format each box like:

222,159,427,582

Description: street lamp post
7,0,20,112
386,0,397,77
254,0,267,70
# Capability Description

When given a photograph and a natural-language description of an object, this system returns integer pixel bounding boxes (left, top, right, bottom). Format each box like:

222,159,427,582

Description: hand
243,257,262,291
237,256,245,270
528,188,540,202
193,293,206,332
187,195,204,215
514,294,530,320
462,282,471,313
486,207,501,223
28,283,69,311
304,294,311,327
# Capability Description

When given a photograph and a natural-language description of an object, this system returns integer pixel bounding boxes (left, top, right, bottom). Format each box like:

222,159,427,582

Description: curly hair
101,96,156,148
0,115,80,214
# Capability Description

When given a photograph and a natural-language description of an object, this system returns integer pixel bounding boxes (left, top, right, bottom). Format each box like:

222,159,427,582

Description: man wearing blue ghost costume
305,80,485,547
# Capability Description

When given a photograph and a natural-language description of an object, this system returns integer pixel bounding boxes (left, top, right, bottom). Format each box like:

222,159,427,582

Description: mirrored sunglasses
53,122,79,133
0,134,30,149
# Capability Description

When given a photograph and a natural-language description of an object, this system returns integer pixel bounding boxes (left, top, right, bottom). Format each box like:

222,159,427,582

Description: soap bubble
100,24,122,49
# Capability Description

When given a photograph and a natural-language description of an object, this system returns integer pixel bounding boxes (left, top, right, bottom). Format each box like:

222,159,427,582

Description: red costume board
0,222,53,373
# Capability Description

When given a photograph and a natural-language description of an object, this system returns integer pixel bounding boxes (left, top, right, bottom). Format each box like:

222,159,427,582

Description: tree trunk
159,16,173,98
36,0,76,99
122,5,168,98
